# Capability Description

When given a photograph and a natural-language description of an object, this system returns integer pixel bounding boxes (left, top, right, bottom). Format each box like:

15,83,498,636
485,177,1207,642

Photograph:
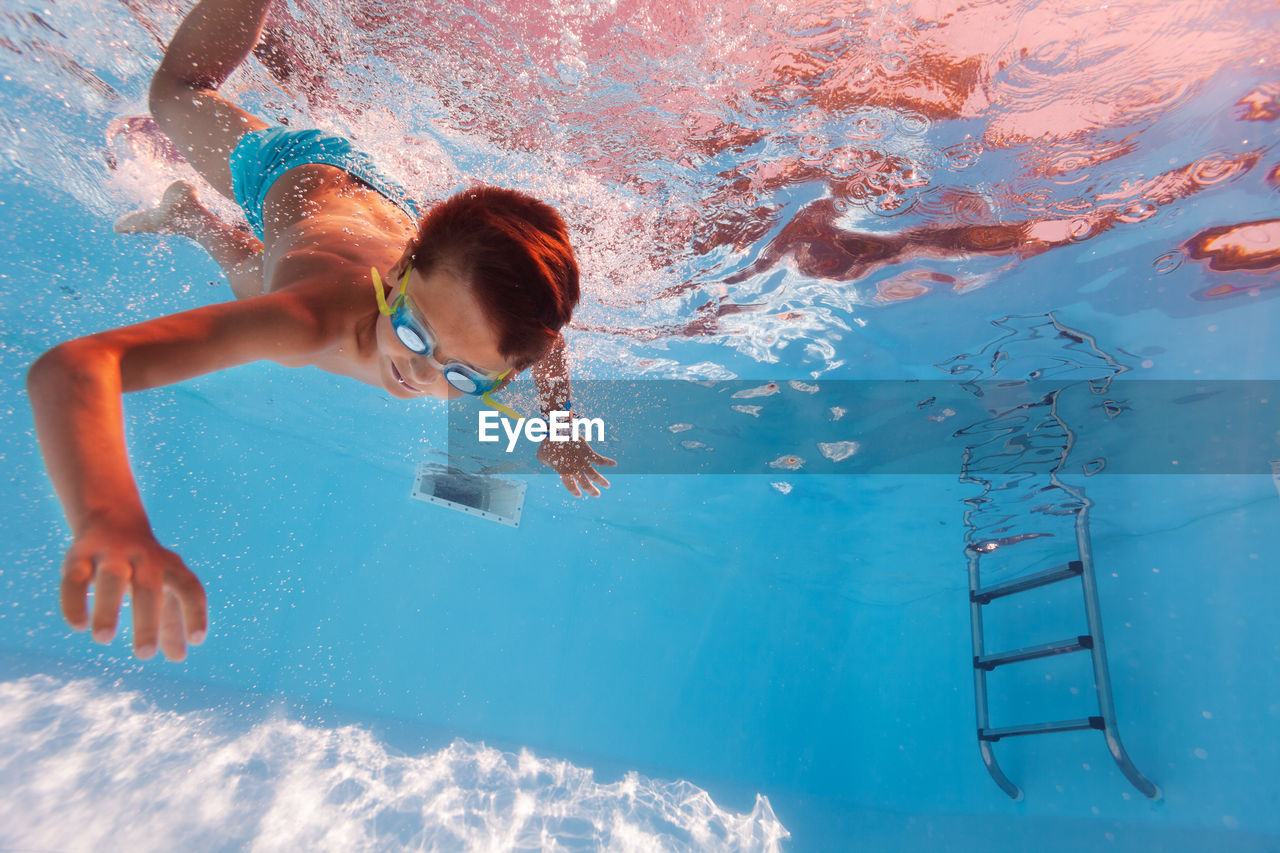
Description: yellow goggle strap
371,267,410,316
482,370,524,420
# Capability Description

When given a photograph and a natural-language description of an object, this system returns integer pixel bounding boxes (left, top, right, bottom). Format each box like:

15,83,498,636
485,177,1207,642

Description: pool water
1,0,1277,850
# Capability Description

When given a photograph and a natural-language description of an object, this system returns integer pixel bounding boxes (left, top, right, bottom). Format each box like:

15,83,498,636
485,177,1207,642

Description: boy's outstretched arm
27,290,332,659
530,334,616,498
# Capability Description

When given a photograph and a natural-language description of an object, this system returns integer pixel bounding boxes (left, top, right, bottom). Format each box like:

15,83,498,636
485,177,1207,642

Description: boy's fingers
560,472,582,497
586,467,611,490
60,555,93,631
168,563,207,645
572,469,602,497
591,451,618,467
158,588,187,662
131,581,160,659
90,560,129,643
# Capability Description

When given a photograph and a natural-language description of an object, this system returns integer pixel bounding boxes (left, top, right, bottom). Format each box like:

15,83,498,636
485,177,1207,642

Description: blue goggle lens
395,324,427,353
446,370,479,394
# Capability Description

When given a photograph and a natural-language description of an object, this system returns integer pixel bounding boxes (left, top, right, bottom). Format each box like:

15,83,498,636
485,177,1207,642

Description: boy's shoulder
258,270,367,337
253,266,385,374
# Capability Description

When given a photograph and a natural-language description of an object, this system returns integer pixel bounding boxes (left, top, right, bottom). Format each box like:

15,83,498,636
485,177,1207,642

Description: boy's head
407,186,579,371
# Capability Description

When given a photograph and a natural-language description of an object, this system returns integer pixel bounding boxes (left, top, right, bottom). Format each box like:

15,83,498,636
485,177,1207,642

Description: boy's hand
537,438,616,498
59,514,207,661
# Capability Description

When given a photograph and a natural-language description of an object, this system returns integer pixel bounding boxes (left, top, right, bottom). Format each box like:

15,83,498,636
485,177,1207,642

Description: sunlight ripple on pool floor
0,675,788,853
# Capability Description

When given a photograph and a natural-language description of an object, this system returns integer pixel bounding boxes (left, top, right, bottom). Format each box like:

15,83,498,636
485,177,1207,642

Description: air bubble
1118,201,1157,223
1068,218,1093,240
1152,251,1184,274
768,455,805,470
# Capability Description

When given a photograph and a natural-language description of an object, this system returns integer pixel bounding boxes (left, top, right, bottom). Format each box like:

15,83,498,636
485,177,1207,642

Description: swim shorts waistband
229,127,420,240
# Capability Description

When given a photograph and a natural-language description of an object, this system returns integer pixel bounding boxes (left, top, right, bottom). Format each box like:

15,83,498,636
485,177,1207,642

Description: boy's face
376,264,514,400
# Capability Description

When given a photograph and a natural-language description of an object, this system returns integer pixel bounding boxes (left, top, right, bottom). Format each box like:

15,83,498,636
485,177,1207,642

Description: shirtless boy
27,0,614,663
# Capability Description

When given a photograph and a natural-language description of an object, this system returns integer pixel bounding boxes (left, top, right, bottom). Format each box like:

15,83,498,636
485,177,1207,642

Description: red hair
409,186,579,370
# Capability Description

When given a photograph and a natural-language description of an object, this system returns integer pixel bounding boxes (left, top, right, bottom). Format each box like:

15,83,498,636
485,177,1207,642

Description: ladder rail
1073,502,1162,800
967,545,1023,800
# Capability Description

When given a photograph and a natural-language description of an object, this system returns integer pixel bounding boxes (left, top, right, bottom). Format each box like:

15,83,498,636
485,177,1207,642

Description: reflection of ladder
966,499,1161,801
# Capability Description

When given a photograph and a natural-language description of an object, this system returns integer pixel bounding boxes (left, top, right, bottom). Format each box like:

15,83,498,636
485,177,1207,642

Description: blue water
2,0,1279,850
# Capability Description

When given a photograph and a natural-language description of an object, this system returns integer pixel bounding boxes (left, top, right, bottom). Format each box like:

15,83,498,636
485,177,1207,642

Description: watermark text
478,410,606,453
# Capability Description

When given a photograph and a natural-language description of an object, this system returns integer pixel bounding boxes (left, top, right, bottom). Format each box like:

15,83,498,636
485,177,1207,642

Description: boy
27,0,613,663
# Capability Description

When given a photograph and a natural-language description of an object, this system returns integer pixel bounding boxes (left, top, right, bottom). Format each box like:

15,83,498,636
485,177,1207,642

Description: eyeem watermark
478,410,606,453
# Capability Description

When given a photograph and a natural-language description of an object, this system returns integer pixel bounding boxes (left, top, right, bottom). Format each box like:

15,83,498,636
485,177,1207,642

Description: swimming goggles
371,266,510,398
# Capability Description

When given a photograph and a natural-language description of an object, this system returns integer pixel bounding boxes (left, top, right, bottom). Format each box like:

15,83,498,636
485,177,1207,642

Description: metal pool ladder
966,502,1161,801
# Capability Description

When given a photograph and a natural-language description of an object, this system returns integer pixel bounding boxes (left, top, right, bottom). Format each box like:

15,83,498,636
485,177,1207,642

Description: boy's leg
149,0,275,201
116,181,266,299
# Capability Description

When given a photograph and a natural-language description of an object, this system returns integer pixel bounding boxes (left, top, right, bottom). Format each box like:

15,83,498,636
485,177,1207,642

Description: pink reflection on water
715,151,1261,290
105,0,1280,325
116,0,1278,164
1186,219,1280,272
876,270,957,302
1236,83,1280,121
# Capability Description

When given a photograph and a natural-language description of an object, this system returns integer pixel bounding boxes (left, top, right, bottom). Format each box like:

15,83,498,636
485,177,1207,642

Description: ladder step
980,717,1105,741
971,561,1083,605
975,635,1093,671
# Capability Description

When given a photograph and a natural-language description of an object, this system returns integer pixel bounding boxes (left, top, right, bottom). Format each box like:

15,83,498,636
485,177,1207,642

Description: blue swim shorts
229,127,420,240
